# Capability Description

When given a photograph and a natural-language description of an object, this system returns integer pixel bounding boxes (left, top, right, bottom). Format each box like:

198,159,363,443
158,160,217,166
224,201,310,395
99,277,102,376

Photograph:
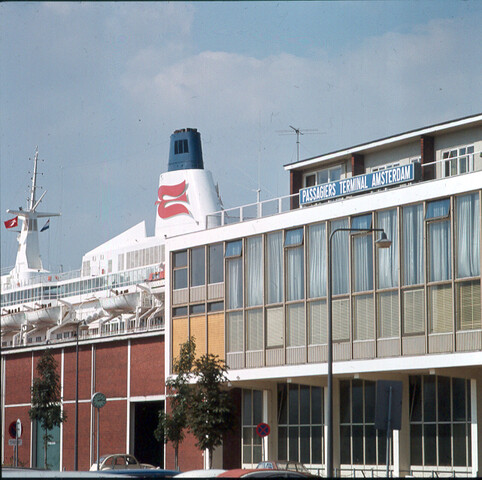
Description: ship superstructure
1,128,223,348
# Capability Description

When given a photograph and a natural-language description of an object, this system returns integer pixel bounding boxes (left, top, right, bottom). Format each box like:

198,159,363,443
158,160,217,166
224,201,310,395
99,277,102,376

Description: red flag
4,216,18,229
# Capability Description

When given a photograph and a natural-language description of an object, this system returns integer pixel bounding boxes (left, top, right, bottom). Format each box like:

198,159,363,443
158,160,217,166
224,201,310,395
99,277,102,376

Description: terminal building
1,114,481,476
164,113,481,477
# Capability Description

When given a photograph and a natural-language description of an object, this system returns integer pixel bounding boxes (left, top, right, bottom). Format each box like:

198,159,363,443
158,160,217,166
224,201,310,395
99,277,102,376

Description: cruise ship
1,115,482,477
1,128,222,348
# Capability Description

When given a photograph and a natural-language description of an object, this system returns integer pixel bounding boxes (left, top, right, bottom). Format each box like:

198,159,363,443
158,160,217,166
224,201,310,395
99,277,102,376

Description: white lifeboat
25,305,61,326
1,311,26,331
99,292,138,314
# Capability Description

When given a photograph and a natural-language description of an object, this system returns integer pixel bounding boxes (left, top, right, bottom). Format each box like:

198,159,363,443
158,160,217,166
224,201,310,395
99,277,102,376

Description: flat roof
284,112,482,171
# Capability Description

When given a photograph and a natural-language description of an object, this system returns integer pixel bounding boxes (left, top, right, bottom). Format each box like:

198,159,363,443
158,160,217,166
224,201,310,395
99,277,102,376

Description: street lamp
74,319,87,470
326,228,391,478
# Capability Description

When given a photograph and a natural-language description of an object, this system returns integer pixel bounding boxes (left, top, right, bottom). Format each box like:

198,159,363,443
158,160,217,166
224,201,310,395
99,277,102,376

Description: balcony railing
206,152,481,229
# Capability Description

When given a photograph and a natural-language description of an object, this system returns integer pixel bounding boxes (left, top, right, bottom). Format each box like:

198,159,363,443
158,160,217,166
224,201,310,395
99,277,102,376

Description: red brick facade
1,335,168,470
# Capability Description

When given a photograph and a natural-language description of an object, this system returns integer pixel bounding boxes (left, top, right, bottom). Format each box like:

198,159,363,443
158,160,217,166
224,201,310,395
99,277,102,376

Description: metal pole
96,408,100,471
326,227,389,478
74,322,79,470
327,229,334,478
15,430,18,467
386,386,393,478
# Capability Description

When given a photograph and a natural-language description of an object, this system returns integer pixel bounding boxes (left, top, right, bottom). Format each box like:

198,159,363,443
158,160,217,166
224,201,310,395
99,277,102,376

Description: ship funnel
168,128,204,171
155,128,222,238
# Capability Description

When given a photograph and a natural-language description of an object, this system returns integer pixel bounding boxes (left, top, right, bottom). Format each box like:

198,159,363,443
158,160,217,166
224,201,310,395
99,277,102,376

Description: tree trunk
175,446,179,471
43,434,48,469
208,447,213,469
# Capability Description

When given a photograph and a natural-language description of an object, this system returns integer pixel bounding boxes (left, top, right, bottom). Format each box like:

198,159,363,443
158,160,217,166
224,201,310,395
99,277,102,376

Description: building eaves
284,112,482,171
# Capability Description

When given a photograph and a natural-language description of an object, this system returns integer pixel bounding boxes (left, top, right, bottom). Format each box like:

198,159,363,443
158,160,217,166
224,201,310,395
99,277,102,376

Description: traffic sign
8,422,16,439
8,439,22,446
256,422,270,438
16,419,22,437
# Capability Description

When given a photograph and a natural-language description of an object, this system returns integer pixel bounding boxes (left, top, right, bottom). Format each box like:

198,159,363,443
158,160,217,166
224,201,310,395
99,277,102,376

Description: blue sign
299,163,420,206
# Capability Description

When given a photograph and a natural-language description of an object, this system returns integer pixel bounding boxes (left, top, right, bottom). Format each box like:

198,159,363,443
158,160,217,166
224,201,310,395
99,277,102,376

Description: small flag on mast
40,219,50,232
4,216,18,229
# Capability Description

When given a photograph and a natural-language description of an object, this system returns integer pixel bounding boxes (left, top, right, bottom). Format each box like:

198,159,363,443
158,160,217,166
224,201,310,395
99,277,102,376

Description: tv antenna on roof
277,126,321,163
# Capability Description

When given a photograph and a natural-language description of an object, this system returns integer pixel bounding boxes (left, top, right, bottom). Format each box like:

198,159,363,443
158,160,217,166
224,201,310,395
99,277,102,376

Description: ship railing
205,152,481,229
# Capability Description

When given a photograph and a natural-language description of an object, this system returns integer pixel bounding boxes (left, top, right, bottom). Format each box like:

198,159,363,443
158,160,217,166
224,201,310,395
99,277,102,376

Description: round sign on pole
256,422,270,438
9,422,17,439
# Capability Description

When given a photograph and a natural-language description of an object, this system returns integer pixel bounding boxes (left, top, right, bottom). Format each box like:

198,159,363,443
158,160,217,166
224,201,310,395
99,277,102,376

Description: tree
188,349,235,469
155,337,195,470
29,349,66,469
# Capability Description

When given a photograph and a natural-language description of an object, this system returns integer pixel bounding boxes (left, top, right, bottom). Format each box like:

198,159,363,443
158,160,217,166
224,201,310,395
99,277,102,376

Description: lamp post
74,320,87,470
326,228,391,478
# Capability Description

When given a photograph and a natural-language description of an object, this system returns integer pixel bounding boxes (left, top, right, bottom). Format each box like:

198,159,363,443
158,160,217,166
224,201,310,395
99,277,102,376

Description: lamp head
375,231,392,249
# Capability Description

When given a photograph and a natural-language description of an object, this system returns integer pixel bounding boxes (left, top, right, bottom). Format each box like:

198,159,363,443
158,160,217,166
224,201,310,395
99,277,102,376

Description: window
308,223,326,298
309,300,327,345
173,250,188,290
242,390,263,464
352,215,373,292
285,229,304,301
266,306,284,348
226,241,243,309
402,203,425,335
278,383,324,465
340,379,388,466
246,236,263,307
409,375,471,467
442,145,474,177
207,301,224,312
403,204,424,286
377,209,399,338
330,218,349,295
246,309,263,351
208,243,223,284
304,165,343,187
267,232,283,304
173,306,188,317
287,303,305,347
174,139,189,154
456,193,480,279
372,162,400,172
191,247,205,287
189,304,205,315
227,311,243,352
426,199,452,334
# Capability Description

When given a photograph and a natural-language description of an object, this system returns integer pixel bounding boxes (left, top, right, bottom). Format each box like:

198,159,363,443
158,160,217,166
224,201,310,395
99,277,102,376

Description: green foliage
29,349,66,469
157,337,235,469
155,337,196,470
188,352,235,468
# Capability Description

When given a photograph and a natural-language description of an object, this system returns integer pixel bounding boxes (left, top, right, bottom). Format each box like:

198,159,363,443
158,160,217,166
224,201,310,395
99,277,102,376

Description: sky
1,1,481,274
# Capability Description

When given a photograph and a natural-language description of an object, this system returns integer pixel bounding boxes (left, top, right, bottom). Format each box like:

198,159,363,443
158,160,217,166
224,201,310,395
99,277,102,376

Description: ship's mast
6,148,60,283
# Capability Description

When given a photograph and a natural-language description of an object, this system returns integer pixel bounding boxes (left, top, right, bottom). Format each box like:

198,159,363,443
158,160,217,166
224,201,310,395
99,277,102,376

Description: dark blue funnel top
168,128,204,171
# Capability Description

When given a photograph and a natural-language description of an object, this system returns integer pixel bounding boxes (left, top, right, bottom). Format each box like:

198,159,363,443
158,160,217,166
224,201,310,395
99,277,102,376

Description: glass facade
409,375,472,467
278,383,324,465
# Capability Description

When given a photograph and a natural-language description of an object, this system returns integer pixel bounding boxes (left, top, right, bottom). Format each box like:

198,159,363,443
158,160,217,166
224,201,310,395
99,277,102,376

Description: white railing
205,152,481,230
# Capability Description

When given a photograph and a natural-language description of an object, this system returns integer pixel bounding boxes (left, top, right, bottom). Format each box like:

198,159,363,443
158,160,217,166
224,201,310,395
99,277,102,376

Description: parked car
256,461,311,474
218,468,317,478
90,453,152,471
175,469,226,477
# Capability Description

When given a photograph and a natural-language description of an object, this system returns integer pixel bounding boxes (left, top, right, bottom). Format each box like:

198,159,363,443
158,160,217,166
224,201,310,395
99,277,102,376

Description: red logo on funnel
156,181,191,219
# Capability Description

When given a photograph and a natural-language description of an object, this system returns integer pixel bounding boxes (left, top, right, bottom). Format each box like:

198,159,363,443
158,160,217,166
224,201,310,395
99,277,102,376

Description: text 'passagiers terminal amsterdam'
299,164,419,206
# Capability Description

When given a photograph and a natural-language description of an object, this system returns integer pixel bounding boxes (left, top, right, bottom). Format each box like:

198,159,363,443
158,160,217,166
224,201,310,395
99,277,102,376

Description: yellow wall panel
208,313,225,361
190,315,207,357
172,317,188,366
